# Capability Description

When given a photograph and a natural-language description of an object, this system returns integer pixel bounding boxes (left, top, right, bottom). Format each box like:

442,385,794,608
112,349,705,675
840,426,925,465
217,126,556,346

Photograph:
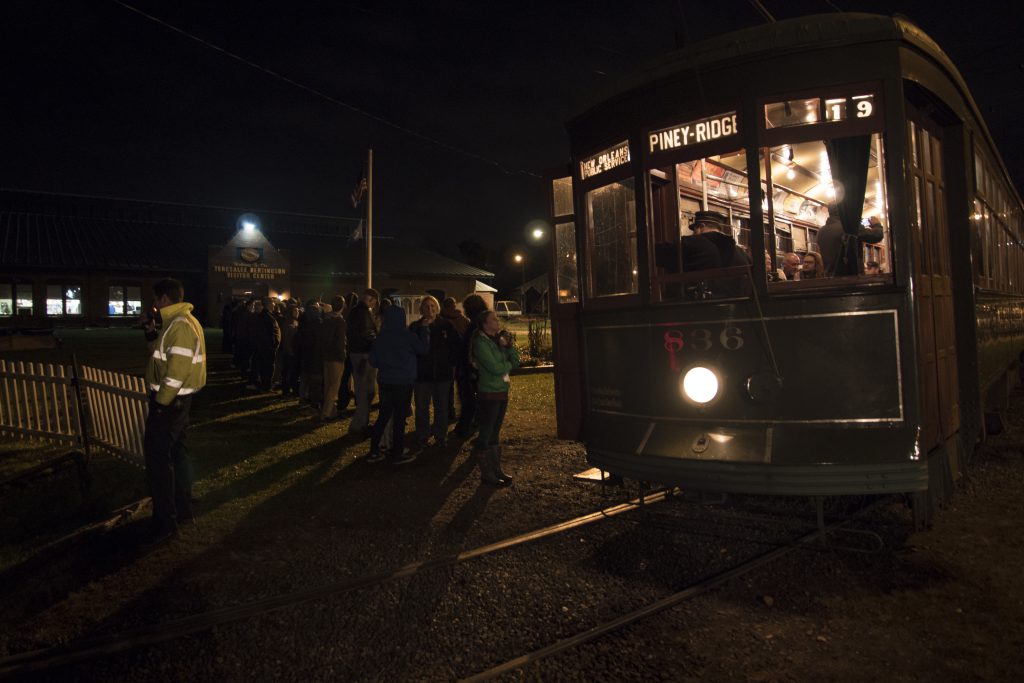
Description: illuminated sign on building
649,112,739,154
212,263,287,280
580,140,631,180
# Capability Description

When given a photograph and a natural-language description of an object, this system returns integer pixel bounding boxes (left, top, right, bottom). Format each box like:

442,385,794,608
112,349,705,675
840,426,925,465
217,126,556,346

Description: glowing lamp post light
514,254,525,313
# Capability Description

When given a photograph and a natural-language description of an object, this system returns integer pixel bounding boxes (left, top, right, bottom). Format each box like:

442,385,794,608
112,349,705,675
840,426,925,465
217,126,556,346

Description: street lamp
531,227,544,240
514,254,525,313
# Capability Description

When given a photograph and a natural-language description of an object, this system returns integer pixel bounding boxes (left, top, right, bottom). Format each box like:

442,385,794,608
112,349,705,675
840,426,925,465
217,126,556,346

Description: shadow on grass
1,371,506,677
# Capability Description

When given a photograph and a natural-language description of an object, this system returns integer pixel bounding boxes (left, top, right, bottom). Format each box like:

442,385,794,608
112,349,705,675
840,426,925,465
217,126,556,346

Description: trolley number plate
663,326,743,372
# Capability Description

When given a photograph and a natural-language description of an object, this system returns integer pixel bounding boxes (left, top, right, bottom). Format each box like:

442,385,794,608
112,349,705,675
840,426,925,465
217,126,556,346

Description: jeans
348,352,377,432
370,384,413,457
144,394,194,532
474,397,508,449
415,380,451,442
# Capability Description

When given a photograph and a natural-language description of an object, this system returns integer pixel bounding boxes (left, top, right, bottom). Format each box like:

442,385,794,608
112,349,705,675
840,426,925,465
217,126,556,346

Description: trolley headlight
681,366,719,405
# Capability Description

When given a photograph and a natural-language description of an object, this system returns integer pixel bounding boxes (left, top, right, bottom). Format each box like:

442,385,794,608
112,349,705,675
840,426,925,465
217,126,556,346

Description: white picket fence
0,360,81,445
0,359,149,488
78,366,149,465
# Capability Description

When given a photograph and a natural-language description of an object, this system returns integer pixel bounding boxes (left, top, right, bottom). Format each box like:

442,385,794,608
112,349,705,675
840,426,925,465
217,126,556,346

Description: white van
494,300,522,318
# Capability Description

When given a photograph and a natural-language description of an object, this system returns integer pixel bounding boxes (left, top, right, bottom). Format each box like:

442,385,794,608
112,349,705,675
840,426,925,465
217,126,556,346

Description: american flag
351,172,368,208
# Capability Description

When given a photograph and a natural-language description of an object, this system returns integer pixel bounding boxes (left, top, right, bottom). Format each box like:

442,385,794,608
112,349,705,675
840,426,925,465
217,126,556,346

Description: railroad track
460,499,880,682
0,488,674,678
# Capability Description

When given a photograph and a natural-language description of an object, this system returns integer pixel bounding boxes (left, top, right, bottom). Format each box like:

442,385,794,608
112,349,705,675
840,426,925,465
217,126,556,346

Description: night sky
2,0,1021,283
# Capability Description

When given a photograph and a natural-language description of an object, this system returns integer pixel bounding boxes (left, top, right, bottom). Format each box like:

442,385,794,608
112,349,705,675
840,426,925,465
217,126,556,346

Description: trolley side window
585,178,638,298
973,145,1024,292
552,176,579,303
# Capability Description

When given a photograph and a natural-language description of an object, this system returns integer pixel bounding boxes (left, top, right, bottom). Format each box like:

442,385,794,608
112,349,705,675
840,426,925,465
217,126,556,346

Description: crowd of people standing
220,290,518,485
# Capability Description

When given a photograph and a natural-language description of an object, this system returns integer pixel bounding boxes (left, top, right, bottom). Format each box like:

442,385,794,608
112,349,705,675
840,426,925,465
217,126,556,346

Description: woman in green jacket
469,310,520,486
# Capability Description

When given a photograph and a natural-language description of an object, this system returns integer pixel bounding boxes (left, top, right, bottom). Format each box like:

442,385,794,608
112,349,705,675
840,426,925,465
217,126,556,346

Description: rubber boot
473,447,502,486
488,445,512,486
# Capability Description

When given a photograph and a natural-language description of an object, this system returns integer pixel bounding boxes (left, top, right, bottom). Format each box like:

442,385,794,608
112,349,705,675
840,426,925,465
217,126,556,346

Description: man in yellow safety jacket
142,278,207,543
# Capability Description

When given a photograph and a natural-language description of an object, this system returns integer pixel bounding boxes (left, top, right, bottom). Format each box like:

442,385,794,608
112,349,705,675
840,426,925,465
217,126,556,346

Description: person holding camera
469,310,520,486
140,278,207,544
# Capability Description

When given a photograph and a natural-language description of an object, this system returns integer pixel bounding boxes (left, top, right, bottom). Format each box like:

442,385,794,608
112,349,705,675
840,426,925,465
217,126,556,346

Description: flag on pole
351,171,368,208
349,219,364,242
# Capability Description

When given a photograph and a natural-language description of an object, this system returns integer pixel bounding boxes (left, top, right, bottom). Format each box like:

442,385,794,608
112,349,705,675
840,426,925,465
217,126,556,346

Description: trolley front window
761,86,890,287
764,133,890,285
585,178,638,298
649,148,752,302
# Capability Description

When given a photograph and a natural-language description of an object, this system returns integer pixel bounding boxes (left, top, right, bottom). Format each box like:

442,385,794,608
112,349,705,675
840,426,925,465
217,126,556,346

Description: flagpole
366,148,373,290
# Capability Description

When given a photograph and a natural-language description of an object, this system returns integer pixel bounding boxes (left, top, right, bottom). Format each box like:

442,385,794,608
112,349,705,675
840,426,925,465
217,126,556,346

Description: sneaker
366,452,386,464
393,449,416,465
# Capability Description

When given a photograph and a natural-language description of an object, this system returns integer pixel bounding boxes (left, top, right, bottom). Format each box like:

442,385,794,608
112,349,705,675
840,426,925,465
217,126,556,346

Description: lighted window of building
108,286,125,315
107,285,143,316
46,284,83,316
0,284,12,316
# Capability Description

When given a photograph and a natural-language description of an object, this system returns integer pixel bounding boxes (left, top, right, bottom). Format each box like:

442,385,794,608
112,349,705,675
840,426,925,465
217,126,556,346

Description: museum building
0,190,495,327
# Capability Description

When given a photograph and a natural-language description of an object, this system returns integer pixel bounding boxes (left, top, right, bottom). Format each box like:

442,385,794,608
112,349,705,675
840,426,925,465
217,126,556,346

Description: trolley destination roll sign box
648,111,739,154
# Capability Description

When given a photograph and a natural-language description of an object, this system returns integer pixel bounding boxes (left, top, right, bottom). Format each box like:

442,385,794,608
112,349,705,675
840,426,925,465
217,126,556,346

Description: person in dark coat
817,211,885,277
688,210,752,297
279,305,300,397
231,299,254,381
347,289,380,435
366,305,429,464
453,294,490,438
295,301,324,409
336,291,360,412
251,298,281,391
411,295,459,447
440,297,470,421
320,295,348,421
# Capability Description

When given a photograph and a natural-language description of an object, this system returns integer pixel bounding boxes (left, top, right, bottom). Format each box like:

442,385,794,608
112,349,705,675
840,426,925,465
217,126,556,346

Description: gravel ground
2,370,1023,682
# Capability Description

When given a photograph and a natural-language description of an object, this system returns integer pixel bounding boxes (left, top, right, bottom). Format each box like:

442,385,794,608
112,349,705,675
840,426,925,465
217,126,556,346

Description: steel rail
461,518,851,682
0,489,672,677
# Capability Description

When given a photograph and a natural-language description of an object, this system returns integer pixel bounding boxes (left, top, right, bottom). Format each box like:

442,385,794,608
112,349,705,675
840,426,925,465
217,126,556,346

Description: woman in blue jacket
367,305,430,464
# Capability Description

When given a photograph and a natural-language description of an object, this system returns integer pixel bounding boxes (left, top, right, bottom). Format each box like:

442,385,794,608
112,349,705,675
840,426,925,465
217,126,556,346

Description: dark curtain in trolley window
587,179,637,297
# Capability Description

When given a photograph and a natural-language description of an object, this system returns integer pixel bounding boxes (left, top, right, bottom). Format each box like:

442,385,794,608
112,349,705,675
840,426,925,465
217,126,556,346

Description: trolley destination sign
579,140,631,180
648,111,739,154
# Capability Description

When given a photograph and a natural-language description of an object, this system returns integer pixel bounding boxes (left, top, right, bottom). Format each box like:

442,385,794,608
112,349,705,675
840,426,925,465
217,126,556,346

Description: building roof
0,190,493,279
511,272,549,295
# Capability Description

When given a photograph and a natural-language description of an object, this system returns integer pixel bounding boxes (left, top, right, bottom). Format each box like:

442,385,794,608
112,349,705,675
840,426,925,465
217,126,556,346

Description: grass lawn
0,327,224,375
0,335,555,576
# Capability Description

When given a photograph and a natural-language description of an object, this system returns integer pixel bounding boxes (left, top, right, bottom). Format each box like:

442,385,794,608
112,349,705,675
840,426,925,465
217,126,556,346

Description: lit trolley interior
545,13,1024,522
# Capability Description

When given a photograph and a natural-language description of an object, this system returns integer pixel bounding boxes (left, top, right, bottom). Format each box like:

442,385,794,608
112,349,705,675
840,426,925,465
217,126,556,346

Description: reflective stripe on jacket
146,301,208,405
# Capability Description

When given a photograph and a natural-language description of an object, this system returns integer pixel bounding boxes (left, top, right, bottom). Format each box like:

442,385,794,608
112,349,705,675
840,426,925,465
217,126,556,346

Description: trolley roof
569,12,1020,208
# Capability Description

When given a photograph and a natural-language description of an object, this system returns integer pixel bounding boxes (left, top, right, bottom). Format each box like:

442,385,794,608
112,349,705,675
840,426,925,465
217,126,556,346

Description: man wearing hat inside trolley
688,209,752,296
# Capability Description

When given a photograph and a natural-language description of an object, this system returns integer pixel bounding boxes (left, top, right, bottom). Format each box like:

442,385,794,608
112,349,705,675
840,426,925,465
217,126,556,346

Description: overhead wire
110,1,541,179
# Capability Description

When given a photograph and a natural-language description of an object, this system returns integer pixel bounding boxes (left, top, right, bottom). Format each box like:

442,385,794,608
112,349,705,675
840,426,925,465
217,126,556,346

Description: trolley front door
546,170,584,440
908,107,960,451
